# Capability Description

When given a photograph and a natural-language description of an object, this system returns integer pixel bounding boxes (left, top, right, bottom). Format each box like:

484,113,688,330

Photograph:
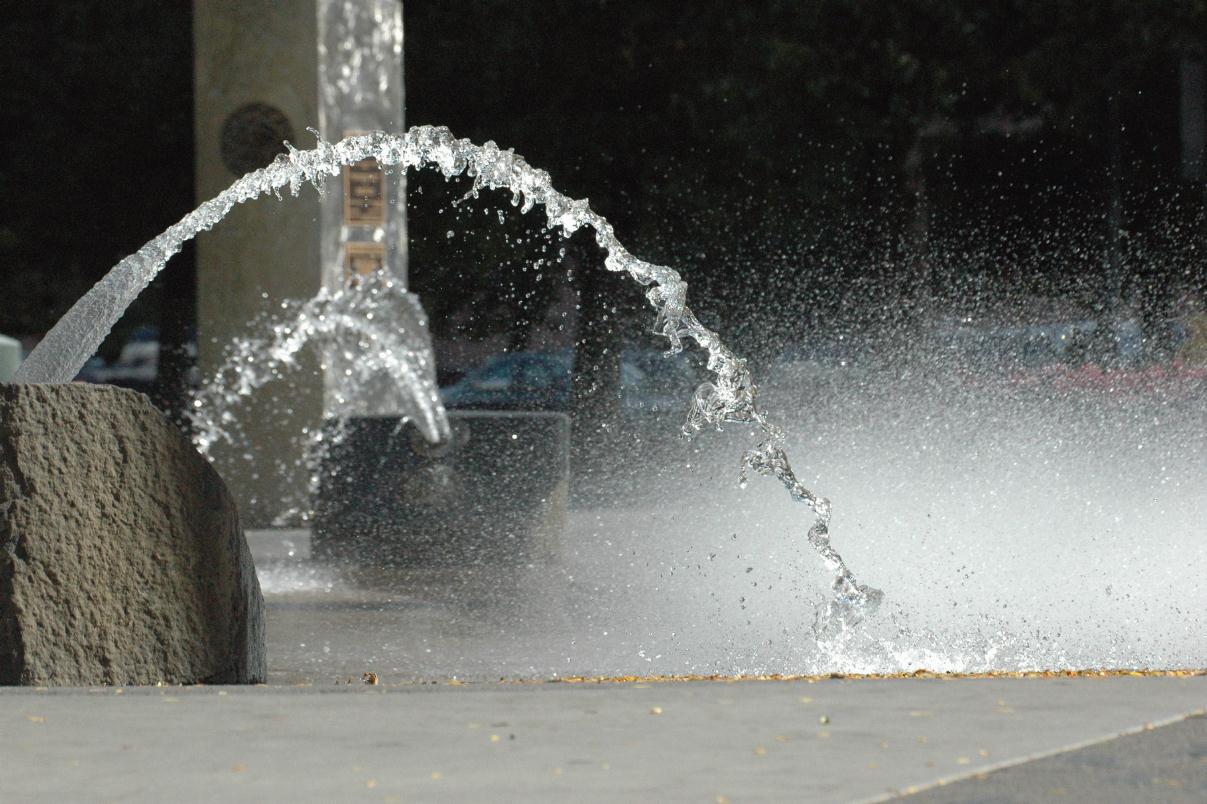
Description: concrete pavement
2,674,1204,802
905,712,1206,803
4,527,1203,801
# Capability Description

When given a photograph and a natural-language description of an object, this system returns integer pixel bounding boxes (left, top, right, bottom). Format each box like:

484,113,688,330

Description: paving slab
1,675,1204,802
902,713,1207,803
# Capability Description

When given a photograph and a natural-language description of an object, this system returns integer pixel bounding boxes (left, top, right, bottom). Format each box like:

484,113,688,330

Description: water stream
189,274,447,524
15,125,881,619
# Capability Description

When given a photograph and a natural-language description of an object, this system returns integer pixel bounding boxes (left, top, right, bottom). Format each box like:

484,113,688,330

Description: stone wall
0,383,264,685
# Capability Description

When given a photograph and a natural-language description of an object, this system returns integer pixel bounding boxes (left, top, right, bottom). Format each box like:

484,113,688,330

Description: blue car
441,348,702,415
440,351,573,410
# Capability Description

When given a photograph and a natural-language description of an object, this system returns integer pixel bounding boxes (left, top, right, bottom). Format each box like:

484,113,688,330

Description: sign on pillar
341,138,388,285
317,0,408,293
194,0,407,526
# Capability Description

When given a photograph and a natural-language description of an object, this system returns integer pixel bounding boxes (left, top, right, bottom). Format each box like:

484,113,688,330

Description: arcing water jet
15,126,881,616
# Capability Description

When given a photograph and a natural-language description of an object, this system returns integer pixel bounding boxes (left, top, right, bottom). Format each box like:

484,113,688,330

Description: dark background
1,1,1205,419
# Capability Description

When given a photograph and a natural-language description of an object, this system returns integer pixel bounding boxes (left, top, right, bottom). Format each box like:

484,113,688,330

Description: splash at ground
256,367,1207,682
21,123,1202,678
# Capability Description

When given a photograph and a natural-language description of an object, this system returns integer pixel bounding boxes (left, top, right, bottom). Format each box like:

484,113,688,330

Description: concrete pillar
316,1,410,418
316,0,407,291
193,0,405,526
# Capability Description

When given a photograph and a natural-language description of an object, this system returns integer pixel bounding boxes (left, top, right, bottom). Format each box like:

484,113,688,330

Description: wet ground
254,523,671,684
254,508,1207,685
4,485,1203,801
251,376,1207,683
253,527,573,683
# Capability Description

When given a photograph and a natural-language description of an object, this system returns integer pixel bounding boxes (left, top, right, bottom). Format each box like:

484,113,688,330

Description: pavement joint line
535,669,1207,683
329,669,1207,687
5,668,1202,693
856,707,1207,802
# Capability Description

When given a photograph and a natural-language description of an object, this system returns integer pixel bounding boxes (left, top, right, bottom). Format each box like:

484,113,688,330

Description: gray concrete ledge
2,675,1204,802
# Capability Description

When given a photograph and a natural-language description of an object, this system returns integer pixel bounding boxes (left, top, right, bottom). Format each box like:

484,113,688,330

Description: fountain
16,5,1206,685
6,9,1207,800
15,125,882,621
188,275,447,525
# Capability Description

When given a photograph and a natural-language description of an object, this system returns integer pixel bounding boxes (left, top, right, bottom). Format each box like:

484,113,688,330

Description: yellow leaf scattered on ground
543,668,1206,685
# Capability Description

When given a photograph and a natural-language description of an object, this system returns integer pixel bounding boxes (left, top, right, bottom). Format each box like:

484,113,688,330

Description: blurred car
439,348,702,415
98,340,160,390
618,348,701,415
0,333,20,383
934,318,1142,371
765,335,874,394
440,351,573,410
937,317,1206,397
77,326,200,394
74,355,108,383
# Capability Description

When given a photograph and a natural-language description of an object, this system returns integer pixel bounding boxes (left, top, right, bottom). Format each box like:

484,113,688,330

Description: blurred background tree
1,0,1204,420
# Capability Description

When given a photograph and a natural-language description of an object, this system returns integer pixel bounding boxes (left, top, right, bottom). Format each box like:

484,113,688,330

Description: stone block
0,383,264,685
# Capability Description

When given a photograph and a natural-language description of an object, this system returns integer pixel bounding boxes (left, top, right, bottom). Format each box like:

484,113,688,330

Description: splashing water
15,125,882,617
189,275,448,523
191,275,446,451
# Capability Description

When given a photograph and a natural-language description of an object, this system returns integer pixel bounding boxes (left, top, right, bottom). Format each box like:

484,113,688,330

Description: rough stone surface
0,383,265,685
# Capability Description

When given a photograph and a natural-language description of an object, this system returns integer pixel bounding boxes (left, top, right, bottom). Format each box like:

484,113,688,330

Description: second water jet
17,125,882,619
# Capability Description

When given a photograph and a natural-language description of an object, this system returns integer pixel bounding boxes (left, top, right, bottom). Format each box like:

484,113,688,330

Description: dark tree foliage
0,2,194,353
405,0,1206,435
1,0,1203,377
